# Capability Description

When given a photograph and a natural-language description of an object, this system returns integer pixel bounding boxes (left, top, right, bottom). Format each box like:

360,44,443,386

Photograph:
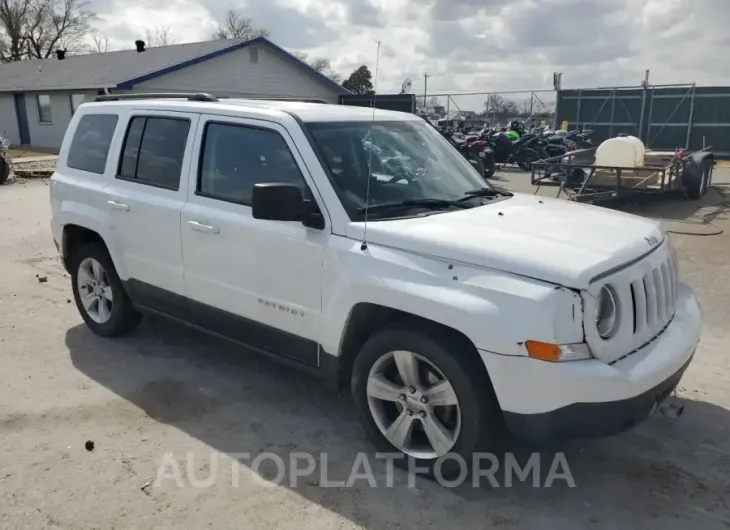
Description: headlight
596,285,619,339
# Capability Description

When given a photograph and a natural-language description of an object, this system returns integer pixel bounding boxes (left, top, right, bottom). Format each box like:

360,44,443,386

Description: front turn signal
525,341,592,362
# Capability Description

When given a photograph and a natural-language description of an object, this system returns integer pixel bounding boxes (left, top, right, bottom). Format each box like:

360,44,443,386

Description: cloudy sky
91,0,727,110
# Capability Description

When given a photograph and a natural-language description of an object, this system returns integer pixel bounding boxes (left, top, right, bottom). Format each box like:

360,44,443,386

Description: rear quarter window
66,114,119,174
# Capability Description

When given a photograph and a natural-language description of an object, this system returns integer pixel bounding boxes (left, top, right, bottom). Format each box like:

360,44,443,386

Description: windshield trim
301,116,497,222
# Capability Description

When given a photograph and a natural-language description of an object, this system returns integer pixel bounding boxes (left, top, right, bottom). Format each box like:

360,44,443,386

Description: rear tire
483,154,496,180
468,155,486,177
516,148,539,171
351,323,505,477
70,242,141,336
685,160,711,200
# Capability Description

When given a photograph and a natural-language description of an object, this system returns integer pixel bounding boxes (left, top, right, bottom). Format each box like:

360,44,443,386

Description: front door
180,116,327,366
14,94,30,145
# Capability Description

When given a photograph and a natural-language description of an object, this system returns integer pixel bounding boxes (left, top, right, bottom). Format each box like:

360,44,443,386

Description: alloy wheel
77,257,114,324
366,350,461,459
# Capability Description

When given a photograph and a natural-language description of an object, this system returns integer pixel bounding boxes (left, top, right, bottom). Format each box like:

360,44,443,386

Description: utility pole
423,73,430,108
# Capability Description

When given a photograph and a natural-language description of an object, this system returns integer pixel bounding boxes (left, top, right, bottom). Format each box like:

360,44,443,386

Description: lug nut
420,396,428,404
406,410,414,416
409,387,416,394
419,411,426,418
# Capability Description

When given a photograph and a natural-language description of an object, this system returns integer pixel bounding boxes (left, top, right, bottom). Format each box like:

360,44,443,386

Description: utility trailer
530,147,715,204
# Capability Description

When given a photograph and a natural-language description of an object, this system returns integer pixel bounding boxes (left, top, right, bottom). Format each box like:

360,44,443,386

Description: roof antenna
361,40,381,252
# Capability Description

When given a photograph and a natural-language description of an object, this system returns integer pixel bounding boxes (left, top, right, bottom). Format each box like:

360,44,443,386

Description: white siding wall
0,94,20,145
24,90,98,149
133,44,343,103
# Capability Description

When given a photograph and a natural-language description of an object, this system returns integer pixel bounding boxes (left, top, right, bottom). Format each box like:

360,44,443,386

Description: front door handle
107,200,130,211
188,220,220,234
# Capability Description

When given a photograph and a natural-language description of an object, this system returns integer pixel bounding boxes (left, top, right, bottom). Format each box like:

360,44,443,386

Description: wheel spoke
421,414,455,456
384,410,416,450
80,290,96,311
424,380,458,407
101,286,113,302
393,351,420,388
98,298,111,322
367,374,404,402
91,260,104,282
77,263,94,287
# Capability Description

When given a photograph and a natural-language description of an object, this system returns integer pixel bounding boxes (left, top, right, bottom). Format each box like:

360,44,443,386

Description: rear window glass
66,114,119,174
117,116,190,190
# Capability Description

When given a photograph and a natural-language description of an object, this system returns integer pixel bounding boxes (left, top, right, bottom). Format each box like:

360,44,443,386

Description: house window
70,93,86,114
37,95,52,123
249,46,259,64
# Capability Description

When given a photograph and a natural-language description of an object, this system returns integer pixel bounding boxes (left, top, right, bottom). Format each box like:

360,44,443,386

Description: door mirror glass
252,182,306,221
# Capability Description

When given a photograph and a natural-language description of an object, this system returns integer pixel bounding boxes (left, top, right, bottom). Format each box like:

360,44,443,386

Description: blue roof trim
116,36,351,94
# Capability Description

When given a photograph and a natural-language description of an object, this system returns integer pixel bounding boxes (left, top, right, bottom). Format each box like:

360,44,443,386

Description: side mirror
252,182,307,221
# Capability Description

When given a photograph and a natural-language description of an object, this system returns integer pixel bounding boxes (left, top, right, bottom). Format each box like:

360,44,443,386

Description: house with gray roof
0,37,349,150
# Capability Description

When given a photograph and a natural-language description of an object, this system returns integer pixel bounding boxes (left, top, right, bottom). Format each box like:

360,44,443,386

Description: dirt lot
1,174,729,529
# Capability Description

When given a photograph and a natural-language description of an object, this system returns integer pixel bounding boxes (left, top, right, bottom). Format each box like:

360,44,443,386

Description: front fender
320,238,584,357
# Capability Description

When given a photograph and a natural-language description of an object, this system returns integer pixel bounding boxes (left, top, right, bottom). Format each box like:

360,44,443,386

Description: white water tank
595,135,646,168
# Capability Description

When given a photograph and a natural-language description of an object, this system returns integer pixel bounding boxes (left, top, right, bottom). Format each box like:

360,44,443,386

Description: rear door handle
107,200,130,211
188,220,220,234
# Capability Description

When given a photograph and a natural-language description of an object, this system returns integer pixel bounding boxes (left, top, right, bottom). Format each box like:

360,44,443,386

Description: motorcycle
440,127,496,181
484,129,540,172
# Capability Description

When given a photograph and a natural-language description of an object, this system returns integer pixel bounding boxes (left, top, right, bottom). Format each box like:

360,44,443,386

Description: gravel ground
0,175,729,529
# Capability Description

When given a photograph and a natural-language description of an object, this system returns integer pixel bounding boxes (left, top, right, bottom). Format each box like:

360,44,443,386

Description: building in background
0,37,348,150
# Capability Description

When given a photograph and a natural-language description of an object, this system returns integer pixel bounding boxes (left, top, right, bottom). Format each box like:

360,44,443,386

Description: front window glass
307,120,501,220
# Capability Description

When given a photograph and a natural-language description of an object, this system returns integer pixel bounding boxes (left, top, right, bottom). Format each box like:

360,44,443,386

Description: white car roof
80,97,422,124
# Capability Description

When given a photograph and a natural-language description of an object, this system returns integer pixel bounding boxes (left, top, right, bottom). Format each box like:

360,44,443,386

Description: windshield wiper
457,187,513,202
357,198,470,214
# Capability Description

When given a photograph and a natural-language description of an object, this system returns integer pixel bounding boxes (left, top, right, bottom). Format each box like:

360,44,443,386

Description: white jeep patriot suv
50,93,702,471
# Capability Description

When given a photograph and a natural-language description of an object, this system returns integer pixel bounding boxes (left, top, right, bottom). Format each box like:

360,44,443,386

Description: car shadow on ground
66,319,730,529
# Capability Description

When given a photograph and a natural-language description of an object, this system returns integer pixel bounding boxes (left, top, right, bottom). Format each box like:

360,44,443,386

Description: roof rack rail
238,96,328,104
94,92,218,102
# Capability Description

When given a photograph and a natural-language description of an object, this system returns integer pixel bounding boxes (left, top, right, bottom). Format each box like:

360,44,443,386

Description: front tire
70,242,141,336
351,323,505,476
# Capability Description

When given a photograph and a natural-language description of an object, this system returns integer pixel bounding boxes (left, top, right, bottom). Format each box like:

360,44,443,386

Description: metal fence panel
557,85,730,156
338,94,416,113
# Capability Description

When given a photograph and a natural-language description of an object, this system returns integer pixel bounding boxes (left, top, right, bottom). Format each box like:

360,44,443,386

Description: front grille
584,238,679,363
629,246,678,337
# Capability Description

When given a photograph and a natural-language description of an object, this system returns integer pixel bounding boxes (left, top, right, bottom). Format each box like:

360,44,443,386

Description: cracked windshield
307,120,502,219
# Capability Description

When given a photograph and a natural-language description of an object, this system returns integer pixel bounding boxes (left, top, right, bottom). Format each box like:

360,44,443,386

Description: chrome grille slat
644,275,657,327
661,262,672,317
631,280,647,334
653,268,665,323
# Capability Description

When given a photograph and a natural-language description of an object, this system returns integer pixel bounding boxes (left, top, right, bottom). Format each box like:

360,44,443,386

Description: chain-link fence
415,90,557,130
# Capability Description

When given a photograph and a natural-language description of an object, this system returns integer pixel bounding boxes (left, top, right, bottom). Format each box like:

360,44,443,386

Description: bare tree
290,49,342,83
26,0,95,59
416,96,441,115
0,0,32,62
212,10,268,40
144,25,176,47
90,32,109,53
0,0,95,61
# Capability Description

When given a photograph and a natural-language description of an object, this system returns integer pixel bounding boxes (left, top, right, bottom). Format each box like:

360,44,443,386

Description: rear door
105,110,199,312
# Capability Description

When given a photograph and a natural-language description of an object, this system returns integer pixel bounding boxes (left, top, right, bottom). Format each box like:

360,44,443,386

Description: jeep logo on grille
645,235,659,246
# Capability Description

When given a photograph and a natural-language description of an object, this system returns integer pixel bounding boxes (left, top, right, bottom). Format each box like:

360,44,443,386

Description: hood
348,193,664,289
